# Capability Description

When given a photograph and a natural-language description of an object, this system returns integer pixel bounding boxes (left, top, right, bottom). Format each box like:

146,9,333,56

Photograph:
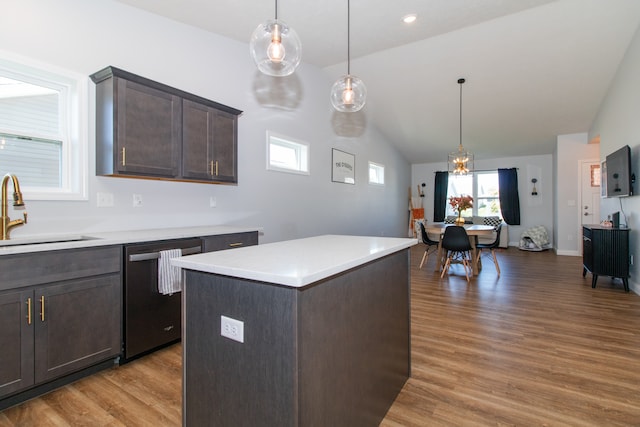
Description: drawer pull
229,242,244,247
27,298,32,325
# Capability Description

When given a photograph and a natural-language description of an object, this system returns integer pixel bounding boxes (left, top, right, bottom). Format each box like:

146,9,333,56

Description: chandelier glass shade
448,78,473,175
249,1,301,77
330,0,366,112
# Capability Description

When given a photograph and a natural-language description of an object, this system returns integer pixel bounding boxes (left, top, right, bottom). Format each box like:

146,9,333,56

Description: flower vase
454,211,466,226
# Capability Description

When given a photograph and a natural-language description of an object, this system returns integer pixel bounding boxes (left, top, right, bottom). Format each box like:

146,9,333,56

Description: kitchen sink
0,234,100,247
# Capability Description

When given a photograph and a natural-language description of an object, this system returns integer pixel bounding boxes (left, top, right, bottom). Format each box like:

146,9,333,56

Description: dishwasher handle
128,245,202,262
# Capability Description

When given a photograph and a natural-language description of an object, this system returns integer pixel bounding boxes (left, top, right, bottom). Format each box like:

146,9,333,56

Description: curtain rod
434,168,519,174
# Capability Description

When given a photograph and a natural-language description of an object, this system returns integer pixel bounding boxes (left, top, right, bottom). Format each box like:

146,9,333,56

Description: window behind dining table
446,171,501,217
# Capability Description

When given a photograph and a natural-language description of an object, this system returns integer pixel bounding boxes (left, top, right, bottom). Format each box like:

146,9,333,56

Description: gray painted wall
0,0,410,244
590,24,640,294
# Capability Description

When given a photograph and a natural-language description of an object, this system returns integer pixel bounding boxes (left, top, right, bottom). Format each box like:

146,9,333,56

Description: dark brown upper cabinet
91,67,241,184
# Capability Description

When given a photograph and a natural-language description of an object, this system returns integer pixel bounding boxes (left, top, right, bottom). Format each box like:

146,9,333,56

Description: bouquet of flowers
449,195,473,217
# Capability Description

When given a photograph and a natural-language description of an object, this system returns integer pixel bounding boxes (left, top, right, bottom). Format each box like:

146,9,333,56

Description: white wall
0,0,410,243
590,24,640,294
555,133,600,256
411,155,553,247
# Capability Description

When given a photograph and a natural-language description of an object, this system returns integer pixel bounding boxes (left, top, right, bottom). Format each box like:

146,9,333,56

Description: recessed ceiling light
402,14,417,24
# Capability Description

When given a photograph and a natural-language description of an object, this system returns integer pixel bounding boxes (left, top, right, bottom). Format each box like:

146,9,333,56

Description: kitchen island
173,235,417,426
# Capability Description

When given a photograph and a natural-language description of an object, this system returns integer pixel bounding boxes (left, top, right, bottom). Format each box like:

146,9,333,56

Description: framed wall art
332,149,355,184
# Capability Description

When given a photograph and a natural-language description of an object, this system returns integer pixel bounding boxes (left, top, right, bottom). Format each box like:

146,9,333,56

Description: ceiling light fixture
402,14,417,24
249,0,302,77
330,0,366,112
448,78,474,175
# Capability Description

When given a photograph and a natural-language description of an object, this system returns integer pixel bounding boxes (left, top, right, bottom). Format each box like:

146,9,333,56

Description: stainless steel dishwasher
122,238,202,363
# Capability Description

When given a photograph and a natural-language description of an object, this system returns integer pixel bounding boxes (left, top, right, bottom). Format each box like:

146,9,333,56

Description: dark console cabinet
582,225,630,292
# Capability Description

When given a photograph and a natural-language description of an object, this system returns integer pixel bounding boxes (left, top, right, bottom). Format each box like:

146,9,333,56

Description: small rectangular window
266,131,309,175
369,161,385,185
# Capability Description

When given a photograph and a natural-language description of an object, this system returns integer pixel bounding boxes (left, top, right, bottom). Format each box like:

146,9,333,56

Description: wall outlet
132,194,143,207
221,315,244,343
209,196,217,208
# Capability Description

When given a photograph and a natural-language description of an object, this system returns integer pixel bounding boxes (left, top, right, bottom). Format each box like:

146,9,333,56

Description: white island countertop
172,235,418,288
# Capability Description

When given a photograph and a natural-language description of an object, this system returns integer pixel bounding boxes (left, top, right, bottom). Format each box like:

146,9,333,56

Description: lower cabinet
0,247,122,402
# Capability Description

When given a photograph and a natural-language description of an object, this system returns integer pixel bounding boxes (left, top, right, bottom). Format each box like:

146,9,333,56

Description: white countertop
0,225,262,256
172,235,418,288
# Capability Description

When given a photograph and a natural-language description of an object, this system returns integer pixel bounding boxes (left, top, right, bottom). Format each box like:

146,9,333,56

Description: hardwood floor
2,246,639,426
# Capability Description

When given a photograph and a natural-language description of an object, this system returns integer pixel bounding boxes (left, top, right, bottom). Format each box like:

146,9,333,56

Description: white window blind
0,77,62,186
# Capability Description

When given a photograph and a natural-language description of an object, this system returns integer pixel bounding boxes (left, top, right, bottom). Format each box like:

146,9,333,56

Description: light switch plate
96,192,114,207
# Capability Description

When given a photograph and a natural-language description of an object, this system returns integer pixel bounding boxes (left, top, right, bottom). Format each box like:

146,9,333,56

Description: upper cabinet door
212,110,238,183
182,99,215,181
182,101,238,183
115,79,181,178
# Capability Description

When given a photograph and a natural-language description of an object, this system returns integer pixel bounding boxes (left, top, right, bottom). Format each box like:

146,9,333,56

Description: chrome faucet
1,173,28,240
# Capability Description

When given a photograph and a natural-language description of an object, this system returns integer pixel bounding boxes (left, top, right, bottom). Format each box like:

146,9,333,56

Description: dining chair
440,226,473,282
418,222,440,269
474,224,503,276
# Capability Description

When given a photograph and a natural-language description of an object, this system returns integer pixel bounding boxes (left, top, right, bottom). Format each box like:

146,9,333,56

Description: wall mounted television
605,145,634,197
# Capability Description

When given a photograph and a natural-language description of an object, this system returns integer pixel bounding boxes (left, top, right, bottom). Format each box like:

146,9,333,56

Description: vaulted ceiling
116,0,640,163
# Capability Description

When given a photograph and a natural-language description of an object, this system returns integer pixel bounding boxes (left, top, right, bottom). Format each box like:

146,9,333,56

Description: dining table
425,222,495,275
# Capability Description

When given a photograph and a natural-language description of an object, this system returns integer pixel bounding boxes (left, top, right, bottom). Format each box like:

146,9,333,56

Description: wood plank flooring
2,246,639,426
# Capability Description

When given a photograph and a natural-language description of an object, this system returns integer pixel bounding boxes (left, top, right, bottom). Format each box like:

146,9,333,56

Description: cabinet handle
27,298,32,325
229,242,244,247
209,160,214,176
215,161,219,176
40,296,45,322
122,147,126,166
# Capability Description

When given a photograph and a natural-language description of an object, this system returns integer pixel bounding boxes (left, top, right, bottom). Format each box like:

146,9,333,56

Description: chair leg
440,254,451,278
491,249,501,276
419,250,428,269
462,253,471,282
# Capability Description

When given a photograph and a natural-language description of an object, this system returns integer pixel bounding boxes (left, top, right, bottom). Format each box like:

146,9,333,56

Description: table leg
434,240,444,272
470,236,479,275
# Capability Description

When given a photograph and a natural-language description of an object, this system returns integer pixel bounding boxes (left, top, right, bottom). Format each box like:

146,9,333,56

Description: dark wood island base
182,246,411,426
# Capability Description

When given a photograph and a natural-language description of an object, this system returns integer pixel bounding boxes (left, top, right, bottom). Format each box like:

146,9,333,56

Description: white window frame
368,161,385,185
266,131,310,175
0,53,88,200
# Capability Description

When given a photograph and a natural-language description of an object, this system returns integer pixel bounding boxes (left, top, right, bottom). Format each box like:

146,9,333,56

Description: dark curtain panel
498,168,521,225
433,171,449,222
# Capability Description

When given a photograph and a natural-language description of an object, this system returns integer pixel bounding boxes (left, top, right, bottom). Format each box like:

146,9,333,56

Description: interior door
581,161,601,227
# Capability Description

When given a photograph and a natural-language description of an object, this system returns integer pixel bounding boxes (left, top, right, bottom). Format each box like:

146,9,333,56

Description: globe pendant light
330,0,367,112
250,0,302,77
448,78,474,175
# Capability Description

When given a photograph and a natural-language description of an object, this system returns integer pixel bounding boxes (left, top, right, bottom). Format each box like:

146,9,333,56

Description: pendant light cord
275,0,278,20
458,78,465,149
347,0,351,75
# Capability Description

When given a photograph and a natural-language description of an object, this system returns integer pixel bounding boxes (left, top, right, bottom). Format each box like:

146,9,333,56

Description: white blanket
519,226,550,251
